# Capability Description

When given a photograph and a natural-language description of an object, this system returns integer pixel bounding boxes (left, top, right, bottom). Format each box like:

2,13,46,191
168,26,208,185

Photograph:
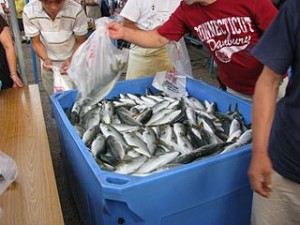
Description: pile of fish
66,88,252,176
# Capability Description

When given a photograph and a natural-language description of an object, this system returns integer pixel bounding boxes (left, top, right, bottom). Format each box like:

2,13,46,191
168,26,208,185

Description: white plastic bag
152,39,193,98
167,38,193,78
0,151,18,196
68,17,128,106
152,69,189,98
53,66,75,93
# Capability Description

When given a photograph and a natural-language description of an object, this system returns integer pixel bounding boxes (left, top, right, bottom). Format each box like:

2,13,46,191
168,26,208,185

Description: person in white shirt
120,0,191,79
23,0,88,95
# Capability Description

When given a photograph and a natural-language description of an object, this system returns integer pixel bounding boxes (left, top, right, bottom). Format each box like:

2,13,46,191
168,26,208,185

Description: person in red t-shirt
108,0,287,101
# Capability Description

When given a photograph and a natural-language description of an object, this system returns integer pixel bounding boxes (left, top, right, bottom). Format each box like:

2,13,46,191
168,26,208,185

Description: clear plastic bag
167,38,193,78
0,151,18,196
68,17,128,106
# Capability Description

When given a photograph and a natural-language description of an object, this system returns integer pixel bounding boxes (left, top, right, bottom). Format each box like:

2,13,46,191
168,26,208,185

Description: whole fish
82,125,100,147
134,151,179,174
175,142,233,164
90,134,106,158
106,135,125,162
115,156,148,174
123,132,151,158
100,123,128,146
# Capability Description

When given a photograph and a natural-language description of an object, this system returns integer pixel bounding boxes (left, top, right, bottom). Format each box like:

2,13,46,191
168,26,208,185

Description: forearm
5,46,18,76
31,37,49,61
1,28,18,76
108,22,169,48
252,66,281,157
122,18,140,30
126,28,168,48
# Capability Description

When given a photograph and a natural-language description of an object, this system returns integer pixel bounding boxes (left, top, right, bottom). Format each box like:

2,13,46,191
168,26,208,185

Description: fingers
60,69,68,75
250,175,272,198
43,59,53,71
107,22,123,39
10,75,23,88
60,60,71,75
14,79,24,87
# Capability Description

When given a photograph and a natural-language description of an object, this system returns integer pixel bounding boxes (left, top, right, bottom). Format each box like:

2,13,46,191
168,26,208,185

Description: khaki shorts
251,170,300,225
125,46,173,80
41,66,54,96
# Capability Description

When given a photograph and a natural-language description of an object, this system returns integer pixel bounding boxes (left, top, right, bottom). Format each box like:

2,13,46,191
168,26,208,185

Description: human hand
42,58,53,71
107,22,125,40
248,152,273,197
60,58,71,75
10,74,23,88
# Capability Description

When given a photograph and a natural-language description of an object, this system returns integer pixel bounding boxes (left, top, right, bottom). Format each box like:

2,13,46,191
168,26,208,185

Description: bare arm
31,35,49,61
248,65,282,197
31,35,53,71
107,22,169,48
0,26,23,87
122,18,140,30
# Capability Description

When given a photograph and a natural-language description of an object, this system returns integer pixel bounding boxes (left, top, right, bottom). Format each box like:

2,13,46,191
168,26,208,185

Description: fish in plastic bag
68,17,128,107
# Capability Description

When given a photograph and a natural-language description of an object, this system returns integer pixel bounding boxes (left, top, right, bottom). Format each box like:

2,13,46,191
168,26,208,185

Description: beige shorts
251,170,300,225
41,66,54,96
226,76,289,102
125,46,173,80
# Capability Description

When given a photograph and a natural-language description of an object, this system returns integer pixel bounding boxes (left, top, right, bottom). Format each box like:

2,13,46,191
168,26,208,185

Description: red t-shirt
157,0,277,95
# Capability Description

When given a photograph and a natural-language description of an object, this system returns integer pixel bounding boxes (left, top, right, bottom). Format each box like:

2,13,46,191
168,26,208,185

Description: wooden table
0,85,64,225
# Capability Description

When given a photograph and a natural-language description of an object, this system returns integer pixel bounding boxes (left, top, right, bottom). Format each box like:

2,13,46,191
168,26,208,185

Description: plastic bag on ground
68,17,128,107
0,151,18,196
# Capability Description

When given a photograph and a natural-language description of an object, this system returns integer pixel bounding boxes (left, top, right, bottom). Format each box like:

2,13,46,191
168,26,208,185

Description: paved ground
22,41,218,225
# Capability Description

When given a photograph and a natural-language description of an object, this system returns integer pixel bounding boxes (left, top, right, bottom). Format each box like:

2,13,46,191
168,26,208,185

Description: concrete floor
22,41,218,225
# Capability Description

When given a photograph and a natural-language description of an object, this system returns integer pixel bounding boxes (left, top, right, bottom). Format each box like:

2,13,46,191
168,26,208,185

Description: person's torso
266,0,300,184
120,0,181,30
23,0,86,60
158,0,277,94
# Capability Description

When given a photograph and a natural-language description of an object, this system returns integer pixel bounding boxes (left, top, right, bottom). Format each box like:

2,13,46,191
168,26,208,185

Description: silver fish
106,135,125,162
100,123,128,146
149,110,182,126
123,132,151,158
237,129,252,145
115,156,148,174
82,124,100,147
134,151,179,174
90,134,106,158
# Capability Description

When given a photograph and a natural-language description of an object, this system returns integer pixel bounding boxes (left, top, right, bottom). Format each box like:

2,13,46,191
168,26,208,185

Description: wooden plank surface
0,85,64,225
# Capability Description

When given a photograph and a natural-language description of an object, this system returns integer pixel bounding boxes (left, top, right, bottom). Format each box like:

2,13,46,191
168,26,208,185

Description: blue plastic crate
50,77,253,225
